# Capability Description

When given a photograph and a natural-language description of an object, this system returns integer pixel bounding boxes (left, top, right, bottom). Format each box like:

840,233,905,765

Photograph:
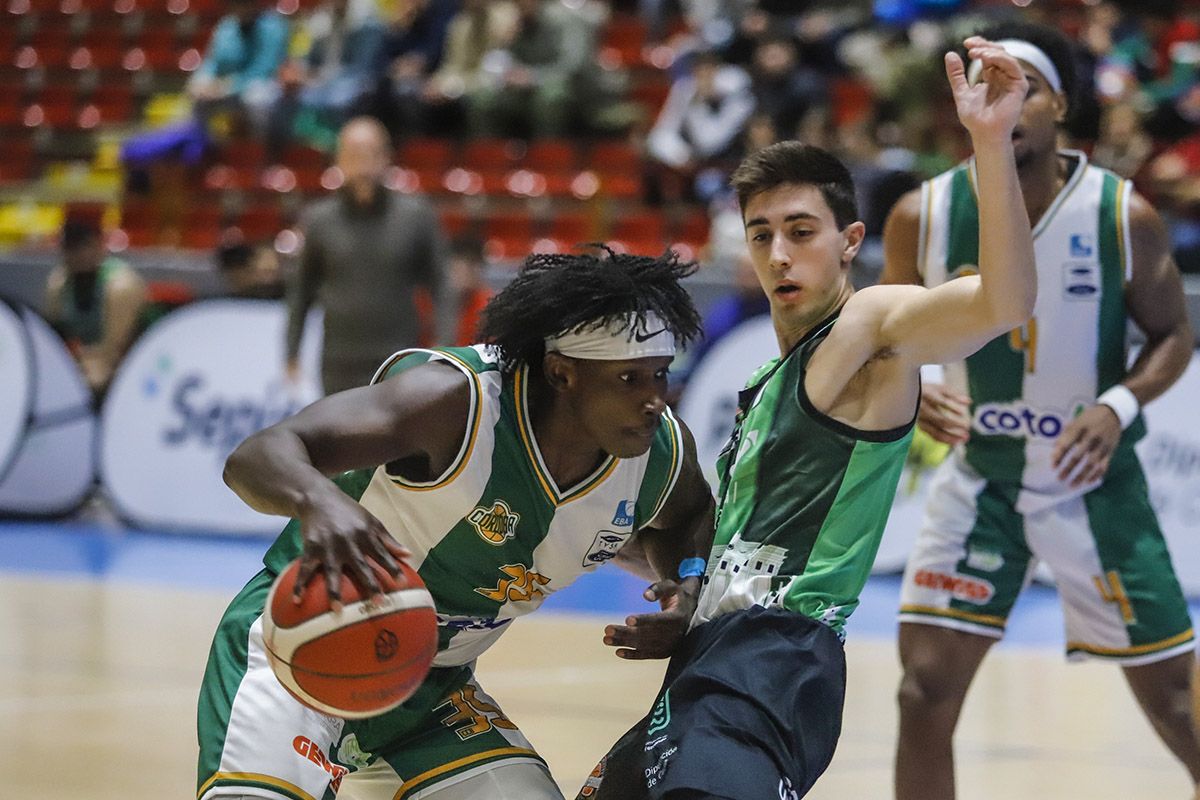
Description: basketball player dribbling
886,22,1200,800
196,249,717,800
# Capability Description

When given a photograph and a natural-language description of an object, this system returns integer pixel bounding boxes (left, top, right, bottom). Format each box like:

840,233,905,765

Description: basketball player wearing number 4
196,249,717,800
578,38,1037,800
884,22,1200,800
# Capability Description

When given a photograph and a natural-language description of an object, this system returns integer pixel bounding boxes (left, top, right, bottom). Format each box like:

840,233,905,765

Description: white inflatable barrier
0,299,96,516
99,299,321,534
680,317,1200,594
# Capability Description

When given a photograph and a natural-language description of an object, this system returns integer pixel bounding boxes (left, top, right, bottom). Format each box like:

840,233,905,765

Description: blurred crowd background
0,0,1197,401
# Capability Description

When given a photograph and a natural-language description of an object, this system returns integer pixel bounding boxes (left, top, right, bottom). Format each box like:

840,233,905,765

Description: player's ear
1052,91,1068,124
841,221,866,266
543,352,576,392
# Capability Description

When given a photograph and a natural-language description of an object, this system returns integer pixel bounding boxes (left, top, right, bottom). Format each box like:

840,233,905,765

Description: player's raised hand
946,37,1028,143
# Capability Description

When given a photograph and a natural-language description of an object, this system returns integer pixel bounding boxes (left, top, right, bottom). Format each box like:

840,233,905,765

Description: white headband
545,311,676,360
967,38,1062,95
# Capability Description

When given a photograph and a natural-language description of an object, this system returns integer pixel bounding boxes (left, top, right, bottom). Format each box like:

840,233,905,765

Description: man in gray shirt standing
286,116,450,394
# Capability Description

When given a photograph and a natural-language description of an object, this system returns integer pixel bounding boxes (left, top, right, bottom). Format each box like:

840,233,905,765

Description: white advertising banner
0,299,32,483
0,301,96,516
99,300,322,534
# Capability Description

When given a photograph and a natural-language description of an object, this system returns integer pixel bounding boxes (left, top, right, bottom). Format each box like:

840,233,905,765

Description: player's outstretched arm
605,419,715,660
866,39,1037,367
223,363,471,605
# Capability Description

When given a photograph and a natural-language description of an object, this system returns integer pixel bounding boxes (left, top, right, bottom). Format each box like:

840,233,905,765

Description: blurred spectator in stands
188,0,290,147
1099,0,1200,140
466,0,596,138
416,235,492,347
646,49,754,204
1091,101,1153,179
216,237,286,299
416,0,519,137
371,0,457,138
44,211,147,401
1145,132,1200,273
286,117,450,395
273,0,385,152
749,34,825,139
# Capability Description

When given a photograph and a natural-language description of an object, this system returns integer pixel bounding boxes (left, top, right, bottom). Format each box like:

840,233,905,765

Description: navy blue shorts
577,606,846,800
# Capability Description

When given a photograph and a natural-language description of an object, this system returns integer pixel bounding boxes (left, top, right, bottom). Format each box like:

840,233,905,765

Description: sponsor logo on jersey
293,736,348,790
1063,262,1099,299
475,564,550,603
966,548,1005,573
336,733,372,770
437,613,513,632
467,499,520,544
913,569,995,604
612,499,637,527
647,689,672,736
973,402,1065,439
779,776,799,800
1069,233,1094,257
583,529,631,566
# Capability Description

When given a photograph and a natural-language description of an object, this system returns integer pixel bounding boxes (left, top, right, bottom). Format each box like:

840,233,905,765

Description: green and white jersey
920,150,1144,513
263,345,685,667
693,314,914,637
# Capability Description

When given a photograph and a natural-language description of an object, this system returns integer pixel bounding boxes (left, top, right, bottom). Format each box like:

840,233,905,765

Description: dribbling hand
294,491,412,611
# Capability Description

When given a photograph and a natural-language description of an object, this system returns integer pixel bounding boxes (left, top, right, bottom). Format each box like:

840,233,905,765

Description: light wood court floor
2,574,1193,799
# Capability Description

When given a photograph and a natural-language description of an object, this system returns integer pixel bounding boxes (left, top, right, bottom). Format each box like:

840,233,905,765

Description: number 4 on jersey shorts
899,451,1194,665
196,569,555,800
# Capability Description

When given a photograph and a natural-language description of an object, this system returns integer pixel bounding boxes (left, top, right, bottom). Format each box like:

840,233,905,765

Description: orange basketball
262,557,438,719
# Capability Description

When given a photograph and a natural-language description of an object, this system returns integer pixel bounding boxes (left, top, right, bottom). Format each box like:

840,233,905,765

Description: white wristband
1097,384,1139,430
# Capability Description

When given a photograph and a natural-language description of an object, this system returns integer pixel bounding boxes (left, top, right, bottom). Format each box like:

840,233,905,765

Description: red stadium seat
462,138,523,172
524,139,577,172
612,209,665,243
602,14,647,67
397,137,454,169
589,140,641,175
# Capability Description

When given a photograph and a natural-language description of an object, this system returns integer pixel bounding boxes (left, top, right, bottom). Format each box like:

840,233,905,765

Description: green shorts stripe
395,746,545,799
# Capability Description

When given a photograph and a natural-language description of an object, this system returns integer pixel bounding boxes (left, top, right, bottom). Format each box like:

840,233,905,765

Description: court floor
2,521,1196,799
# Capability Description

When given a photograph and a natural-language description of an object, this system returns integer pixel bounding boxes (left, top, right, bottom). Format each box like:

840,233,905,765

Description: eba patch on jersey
611,500,636,527
583,529,631,566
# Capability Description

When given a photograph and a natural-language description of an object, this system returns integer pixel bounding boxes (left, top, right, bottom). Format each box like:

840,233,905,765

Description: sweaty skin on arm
223,361,470,604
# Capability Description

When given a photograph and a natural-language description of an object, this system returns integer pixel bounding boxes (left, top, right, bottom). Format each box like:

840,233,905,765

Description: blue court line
2,521,1194,649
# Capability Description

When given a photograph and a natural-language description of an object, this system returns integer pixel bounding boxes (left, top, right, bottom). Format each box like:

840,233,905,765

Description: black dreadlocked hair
478,246,703,374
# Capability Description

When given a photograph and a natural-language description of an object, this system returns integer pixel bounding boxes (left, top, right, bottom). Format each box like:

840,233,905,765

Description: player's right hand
294,490,412,610
946,37,1028,144
917,382,972,445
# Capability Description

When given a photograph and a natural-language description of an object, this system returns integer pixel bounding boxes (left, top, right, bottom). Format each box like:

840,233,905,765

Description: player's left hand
1051,404,1122,487
603,577,701,660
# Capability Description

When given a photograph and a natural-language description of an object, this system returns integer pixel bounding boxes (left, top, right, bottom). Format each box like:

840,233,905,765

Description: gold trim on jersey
393,746,542,799
197,771,316,800
1115,178,1130,284
513,365,618,507
899,604,1007,629
377,349,485,492
641,406,683,528
1067,628,1194,658
966,150,1091,240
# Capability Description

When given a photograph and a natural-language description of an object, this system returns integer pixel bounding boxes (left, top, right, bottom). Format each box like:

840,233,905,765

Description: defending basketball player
886,22,1200,800
196,248,716,800
577,38,1036,799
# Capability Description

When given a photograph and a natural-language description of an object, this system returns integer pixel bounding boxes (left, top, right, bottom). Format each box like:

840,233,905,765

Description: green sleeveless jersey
693,313,914,637
263,345,685,666
920,151,1143,512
